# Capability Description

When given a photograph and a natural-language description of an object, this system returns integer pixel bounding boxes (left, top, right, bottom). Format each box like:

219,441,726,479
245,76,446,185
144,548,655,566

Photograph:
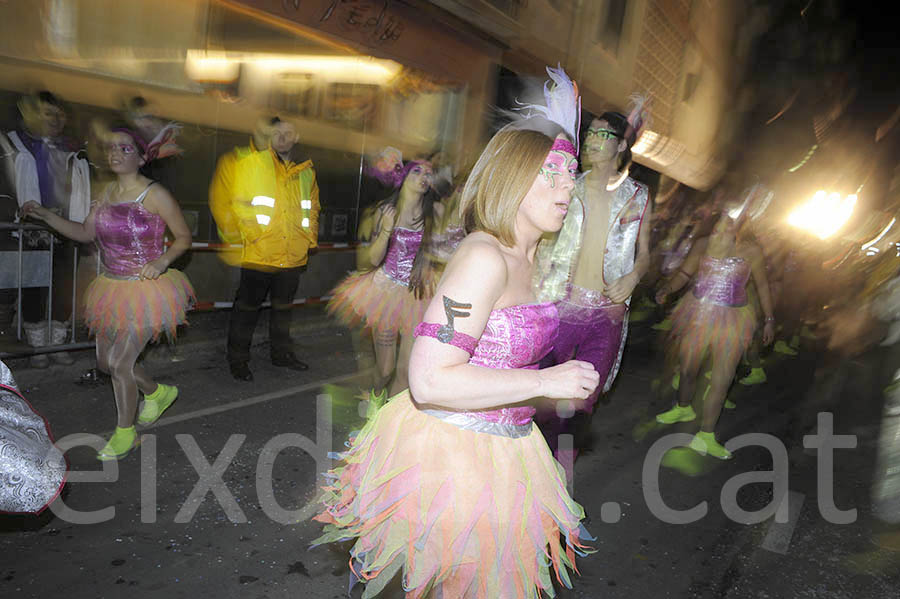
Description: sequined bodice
382,227,423,284
463,302,558,426
95,195,165,278
693,256,751,307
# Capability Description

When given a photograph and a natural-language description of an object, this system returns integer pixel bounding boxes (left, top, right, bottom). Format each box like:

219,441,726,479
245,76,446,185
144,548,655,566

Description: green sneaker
774,340,798,356
689,431,732,459
651,318,673,331
724,398,737,410
137,384,179,425
656,404,697,424
739,367,767,386
366,388,388,419
97,426,140,461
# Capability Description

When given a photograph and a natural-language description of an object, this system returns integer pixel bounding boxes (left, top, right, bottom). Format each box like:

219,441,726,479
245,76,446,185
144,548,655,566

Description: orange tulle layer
327,269,427,336
669,292,756,370
83,269,195,344
313,391,594,599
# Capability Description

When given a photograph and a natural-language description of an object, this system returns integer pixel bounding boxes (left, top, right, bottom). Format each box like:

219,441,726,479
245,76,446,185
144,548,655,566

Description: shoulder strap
134,181,156,203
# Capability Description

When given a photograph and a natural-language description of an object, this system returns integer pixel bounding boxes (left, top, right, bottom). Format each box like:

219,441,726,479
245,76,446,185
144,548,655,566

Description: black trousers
227,266,302,365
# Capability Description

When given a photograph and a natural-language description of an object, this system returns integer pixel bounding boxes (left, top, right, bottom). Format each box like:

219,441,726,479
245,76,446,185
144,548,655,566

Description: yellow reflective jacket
209,144,320,269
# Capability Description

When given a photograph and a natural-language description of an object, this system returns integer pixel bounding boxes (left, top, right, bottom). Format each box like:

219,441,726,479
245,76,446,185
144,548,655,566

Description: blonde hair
459,128,554,247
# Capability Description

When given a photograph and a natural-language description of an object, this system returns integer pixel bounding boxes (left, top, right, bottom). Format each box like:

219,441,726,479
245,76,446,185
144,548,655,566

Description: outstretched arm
655,236,707,304
22,200,97,243
408,235,599,410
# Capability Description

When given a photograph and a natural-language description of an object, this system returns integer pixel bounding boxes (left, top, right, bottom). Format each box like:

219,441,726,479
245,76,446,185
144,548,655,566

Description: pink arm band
414,322,478,355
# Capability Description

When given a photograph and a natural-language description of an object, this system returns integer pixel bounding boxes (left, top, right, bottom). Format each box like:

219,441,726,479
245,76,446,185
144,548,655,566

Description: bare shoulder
143,181,177,212
446,232,508,279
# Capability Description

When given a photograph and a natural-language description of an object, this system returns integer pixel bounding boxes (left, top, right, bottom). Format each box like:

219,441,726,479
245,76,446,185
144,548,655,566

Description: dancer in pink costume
24,126,194,461
314,66,598,598
329,160,450,399
535,100,652,464
655,192,775,460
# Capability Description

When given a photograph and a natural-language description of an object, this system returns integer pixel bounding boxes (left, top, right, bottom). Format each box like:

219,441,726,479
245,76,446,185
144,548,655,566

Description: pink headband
550,138,577,156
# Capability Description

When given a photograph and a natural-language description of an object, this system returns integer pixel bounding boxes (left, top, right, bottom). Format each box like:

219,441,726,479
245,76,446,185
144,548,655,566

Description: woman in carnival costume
23,125,194,461
0,359,66,514
328,159,452,400
314,66,598,598
653,187,775,459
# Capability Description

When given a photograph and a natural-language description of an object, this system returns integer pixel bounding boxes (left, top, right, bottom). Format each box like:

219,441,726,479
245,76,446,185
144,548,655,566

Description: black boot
228,306,259,381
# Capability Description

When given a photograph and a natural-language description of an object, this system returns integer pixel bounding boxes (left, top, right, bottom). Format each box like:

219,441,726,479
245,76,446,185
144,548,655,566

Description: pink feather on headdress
145,122,183,161
624,93,650,146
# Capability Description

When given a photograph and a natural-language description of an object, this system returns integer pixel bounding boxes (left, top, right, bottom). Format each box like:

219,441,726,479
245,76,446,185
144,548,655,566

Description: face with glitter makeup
538,146,579,190
519,135,577,234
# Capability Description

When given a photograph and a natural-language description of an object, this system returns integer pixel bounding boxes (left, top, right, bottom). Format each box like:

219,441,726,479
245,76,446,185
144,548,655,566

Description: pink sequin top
381,227,423,285
692,256,751,307
417,302,558,438
95,184,165,279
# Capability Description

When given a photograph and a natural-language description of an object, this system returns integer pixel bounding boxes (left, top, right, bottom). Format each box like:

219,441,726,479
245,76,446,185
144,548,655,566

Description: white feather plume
515,63,582,151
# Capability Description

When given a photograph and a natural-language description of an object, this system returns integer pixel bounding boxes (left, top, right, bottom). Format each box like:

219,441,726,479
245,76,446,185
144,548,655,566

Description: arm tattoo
437,295,471,344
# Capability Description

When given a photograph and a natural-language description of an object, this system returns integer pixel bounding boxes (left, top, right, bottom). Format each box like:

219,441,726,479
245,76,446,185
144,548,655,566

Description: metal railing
0,220,362,359
0,221,95,359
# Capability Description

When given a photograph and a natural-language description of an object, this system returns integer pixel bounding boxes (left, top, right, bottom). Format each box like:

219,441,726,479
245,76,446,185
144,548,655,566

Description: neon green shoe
689,431,732,460
656,404,697,424
652,318,673,331
724,398,737,410
137,384,179,425
774,340,798,356
366,388,388,419
739,367,767,386
97,426,140,461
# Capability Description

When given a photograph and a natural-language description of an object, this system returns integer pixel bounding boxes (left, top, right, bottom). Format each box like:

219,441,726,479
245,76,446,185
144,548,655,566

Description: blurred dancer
314,66,597,597
328,160,442,399
0,359,66,513
24,126,194,460
536,100,651,462
209,117,320,381
655,200,774,459
1,91,90,367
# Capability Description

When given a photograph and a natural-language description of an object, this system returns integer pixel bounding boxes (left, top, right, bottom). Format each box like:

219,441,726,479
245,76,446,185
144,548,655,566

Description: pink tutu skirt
83,269,195,344
670,293,756,371
313,391,593,598
327,268,427,336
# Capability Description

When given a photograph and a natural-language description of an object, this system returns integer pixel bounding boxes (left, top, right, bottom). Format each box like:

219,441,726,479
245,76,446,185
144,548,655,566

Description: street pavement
2,307,899,598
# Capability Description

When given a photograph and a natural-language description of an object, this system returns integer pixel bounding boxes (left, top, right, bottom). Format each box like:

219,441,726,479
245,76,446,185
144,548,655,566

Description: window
596,0,628,55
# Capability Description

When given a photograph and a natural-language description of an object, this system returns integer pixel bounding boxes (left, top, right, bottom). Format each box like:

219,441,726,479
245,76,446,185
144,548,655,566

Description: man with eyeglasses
537,107,652,468
209,116,320,381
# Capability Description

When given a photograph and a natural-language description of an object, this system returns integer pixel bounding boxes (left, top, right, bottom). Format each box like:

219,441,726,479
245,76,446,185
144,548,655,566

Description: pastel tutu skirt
313,391,593,599
83,269,195,344
327,268,427,336
669,293,756,371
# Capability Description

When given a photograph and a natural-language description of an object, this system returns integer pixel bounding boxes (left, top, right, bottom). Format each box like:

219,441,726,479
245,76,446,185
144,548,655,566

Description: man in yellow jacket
209,117,320,381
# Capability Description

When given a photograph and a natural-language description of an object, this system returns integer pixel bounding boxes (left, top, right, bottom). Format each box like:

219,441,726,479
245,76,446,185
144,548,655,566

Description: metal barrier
0,222,94,359
0,221,361,360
